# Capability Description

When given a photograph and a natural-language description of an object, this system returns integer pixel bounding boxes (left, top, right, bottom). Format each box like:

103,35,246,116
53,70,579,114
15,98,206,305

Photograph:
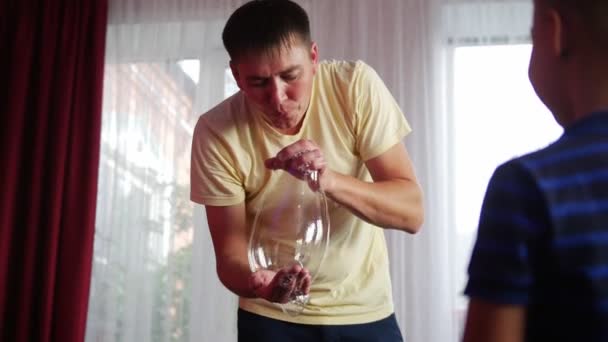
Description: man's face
231,41,318,133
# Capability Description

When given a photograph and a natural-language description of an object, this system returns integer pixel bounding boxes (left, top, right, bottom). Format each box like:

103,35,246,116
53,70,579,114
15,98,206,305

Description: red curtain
0,0,107,341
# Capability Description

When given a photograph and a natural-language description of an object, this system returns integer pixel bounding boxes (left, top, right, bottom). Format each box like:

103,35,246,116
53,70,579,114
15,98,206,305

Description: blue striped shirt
465,111,608,341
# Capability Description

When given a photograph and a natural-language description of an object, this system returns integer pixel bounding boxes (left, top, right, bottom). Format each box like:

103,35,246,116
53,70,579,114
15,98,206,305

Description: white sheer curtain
86,1,534,341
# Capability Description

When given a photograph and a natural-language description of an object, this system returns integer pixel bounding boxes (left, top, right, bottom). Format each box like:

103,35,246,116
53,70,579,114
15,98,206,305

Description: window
178,59,200,84
449,44,563,331
224,68,239,98
87,60,198,342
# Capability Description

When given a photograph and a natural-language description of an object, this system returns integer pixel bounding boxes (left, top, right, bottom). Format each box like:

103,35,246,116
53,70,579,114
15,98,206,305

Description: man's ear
310,42,319,75
549,8,569,58
229,61,243,89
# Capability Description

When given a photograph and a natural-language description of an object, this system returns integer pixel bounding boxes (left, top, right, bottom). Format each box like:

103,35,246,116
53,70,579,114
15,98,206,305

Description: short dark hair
222,0,312,61
541,0,608,45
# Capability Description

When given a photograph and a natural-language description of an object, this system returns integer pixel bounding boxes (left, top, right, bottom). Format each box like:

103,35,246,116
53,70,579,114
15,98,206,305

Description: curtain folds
1,1,107,341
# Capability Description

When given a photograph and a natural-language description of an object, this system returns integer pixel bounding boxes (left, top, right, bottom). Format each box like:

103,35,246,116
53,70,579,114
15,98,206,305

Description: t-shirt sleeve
190,116,245,206
464,161,548,305
350,61,412,161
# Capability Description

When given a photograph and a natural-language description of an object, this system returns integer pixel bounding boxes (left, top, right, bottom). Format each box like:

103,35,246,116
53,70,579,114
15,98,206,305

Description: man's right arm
205,203,256,298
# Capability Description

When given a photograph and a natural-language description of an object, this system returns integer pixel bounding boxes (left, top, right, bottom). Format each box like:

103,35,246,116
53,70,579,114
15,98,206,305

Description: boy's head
529,0,608,126
534,0,608,49
222,0,312,63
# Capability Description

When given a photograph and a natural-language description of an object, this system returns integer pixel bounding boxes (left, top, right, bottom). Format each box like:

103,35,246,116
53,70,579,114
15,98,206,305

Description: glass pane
224,68,239,98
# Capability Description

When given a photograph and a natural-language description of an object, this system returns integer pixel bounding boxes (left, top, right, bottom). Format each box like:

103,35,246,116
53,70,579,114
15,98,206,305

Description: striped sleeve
464,160,549,305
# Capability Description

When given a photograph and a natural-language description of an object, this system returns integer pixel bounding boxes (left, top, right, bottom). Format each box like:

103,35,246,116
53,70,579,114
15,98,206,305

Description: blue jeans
237,309,404,342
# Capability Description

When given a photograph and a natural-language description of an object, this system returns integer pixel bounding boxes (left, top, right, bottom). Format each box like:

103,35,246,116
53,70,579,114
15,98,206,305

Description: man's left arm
322,141,423,233
266,138,423,233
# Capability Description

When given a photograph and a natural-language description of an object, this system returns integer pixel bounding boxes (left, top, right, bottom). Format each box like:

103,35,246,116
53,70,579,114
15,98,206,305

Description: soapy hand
265,139,328,191
249,263,311,303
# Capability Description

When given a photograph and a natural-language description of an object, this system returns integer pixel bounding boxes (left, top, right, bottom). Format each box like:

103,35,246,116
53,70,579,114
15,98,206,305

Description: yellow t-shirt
190,60,411,325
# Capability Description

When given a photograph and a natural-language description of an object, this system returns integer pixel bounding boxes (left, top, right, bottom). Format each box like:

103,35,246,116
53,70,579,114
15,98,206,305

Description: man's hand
249,263,311,303
264,139,331,191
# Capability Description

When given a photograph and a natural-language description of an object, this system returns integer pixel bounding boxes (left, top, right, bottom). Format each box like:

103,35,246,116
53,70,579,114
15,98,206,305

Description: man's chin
270,118,302,131
271,121,291,130
270,114,296,125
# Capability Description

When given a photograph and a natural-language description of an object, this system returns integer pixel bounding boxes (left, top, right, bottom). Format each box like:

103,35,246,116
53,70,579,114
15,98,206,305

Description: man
190,0,423,340
463,0,608,341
